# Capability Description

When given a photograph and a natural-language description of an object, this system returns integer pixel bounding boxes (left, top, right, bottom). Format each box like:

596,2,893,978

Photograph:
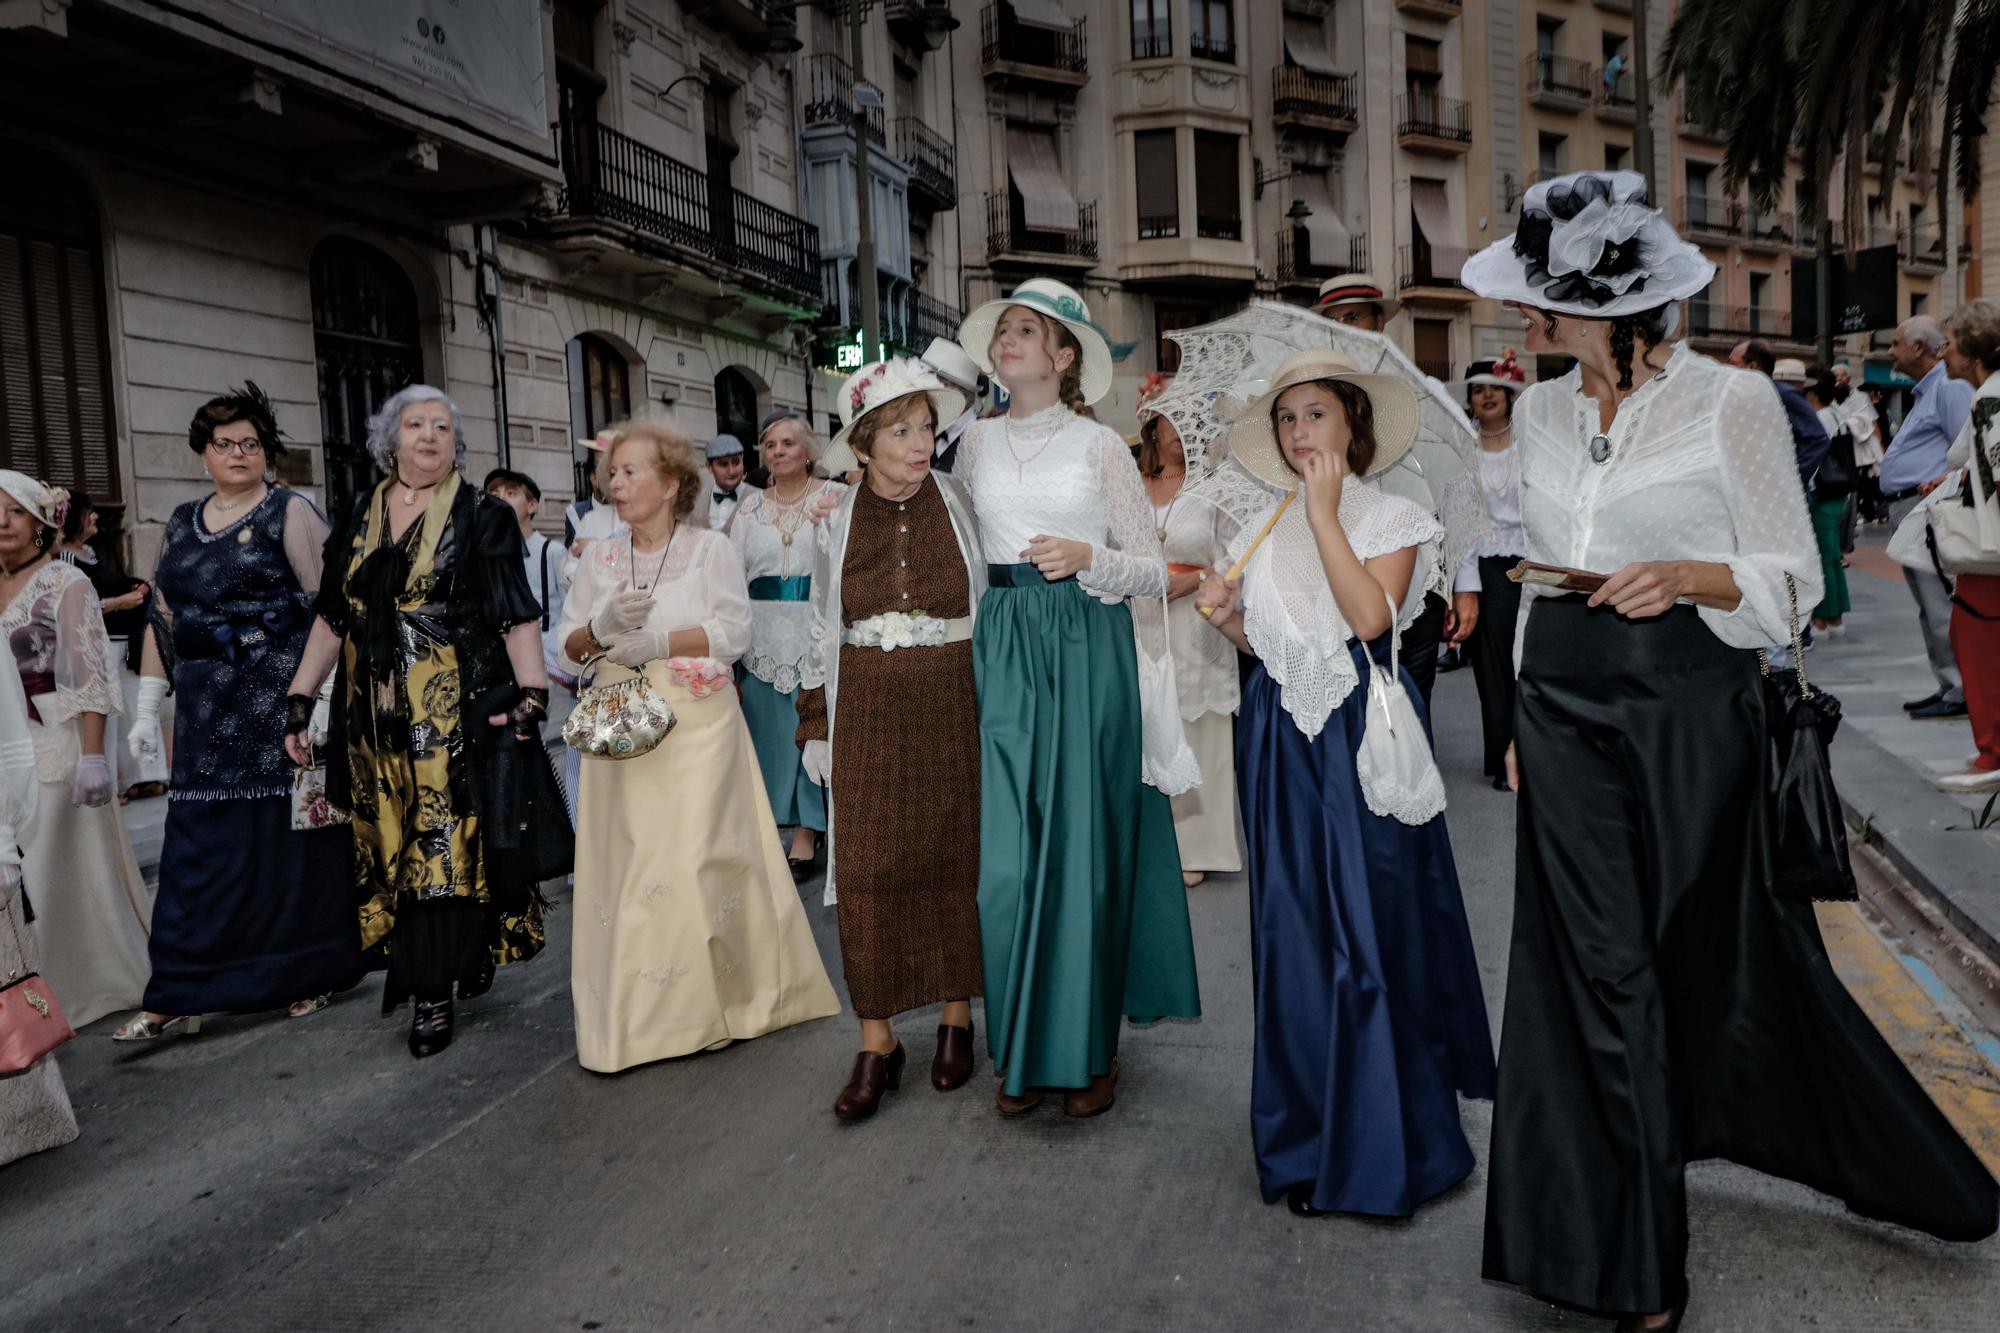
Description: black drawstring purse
1759,574,1858,902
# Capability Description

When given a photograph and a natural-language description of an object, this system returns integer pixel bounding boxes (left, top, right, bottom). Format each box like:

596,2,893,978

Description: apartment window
1189,1,1234,63
1605,142,1630,171
312,237,422,519
1684,161,1715,228
1007,122,1082,238
2,144,121,511
553,0,605,123
1912,290,1930,318
567,332,630,500
1132,0,1171,60
1538,132,1567,180
1601,32,1631,104
1405,36,1442,87
1748,271,1772,330
1194,131,1241,240
1412,318,1452,383
1536,18,1561,56
1135,129,1179,239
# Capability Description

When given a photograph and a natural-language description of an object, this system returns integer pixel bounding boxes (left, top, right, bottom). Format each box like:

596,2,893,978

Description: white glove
71,754,114,808
603,627,669,670
591,588,654,642
0,863,20,893
801,739,831,787
128,675,168,763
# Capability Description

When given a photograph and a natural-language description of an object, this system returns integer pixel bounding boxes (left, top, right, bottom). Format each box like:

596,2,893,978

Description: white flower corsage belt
842,610,973,651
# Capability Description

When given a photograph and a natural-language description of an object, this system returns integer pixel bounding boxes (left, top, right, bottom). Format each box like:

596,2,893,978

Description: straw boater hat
919,337,982,397
1224,349,1421,490
1449,348,1530,397
957,277,1115,405
1771,357,1811,386
1462,169,1714,318
819,357,968,475
1314,272,1402,321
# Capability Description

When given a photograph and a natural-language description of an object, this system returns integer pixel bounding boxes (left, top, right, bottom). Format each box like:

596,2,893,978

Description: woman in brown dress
798,357,986,1121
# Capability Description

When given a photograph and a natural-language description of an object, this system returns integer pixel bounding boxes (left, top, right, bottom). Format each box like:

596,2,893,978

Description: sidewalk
1814,527,2000,955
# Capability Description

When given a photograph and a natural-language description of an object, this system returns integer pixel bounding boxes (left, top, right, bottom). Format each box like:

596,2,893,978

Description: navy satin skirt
1484,598,1998,1316
1238,639,1496,1216
143,795,363,1015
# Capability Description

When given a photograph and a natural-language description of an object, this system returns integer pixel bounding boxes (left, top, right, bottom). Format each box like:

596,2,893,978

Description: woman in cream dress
559,421,839,1072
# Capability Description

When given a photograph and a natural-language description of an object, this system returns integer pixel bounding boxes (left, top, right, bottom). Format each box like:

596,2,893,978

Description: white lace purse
1355,591,1447,826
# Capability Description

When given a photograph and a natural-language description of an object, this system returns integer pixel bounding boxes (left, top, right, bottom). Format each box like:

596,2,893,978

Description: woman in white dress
732,417,844,876
1,648,78,1167
559,421,839,1072
0,471,151,1028
1132,390,1241,886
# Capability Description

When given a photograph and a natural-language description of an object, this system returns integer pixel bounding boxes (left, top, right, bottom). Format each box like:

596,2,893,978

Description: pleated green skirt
974,575,1201,1096
738,671,826,833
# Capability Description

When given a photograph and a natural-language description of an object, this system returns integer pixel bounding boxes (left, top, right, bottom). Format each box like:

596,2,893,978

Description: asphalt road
2,666,1996,1331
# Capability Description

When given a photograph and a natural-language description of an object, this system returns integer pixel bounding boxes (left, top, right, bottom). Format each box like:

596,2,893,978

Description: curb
1832,722,2000,961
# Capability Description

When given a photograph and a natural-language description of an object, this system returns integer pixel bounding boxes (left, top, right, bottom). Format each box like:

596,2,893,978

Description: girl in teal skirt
956,278,1202,1117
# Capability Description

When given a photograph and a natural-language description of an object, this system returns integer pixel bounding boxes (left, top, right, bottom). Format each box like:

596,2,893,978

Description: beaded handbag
563,656,677,760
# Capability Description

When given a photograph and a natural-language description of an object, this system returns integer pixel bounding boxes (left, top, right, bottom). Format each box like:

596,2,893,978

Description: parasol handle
1199,492,1295,620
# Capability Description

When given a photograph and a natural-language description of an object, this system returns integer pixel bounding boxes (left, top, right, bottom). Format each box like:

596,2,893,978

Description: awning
1008,0,1074,31
1008,126,1079,233
1295,173,1351,265
1410,178,1461,279
1283,18,1340,76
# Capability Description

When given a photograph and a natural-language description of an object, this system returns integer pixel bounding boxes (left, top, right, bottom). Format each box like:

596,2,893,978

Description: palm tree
1663,0,2000,257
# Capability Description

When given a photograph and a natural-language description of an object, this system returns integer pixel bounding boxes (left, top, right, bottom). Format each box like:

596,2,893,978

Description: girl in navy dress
1196,349,1494,1217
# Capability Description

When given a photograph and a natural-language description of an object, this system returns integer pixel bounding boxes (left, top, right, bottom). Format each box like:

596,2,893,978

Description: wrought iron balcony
802,53,887,146
1902,222,1948,269
1742,208,1795,249
816,259,963,355
1272,66,1359,135
1397,243,1472,292
1677,194,1743,240
979,4,1088,86
554,111,821,300
986,193,1098,266
1395,94,1473,152
1274,230,1370,288
1596,70,1635,122
894,116,957,212
1522,53,1594,109
1198,211,1244,242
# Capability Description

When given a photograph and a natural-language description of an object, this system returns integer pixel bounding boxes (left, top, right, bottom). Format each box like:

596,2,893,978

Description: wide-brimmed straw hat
957,278,1114,405
1225,349,1421,489
1463,170,1714,318
820,357,968,475
0,469,69,530
1313,272,1402,321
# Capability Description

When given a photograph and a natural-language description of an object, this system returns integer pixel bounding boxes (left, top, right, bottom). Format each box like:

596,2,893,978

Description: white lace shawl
731,480,845,693
2,561,122,783
0,654,37,863
1233,482,1441,739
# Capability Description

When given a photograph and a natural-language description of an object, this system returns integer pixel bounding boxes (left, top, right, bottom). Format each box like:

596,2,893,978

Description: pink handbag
1,891,74,1074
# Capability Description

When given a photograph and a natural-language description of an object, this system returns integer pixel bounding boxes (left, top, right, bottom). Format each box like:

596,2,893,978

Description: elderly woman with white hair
283,385,555,1059
733,411,844,875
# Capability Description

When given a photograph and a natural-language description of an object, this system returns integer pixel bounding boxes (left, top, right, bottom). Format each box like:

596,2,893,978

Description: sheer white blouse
2,561,121,783
1513,343,1822,652
1232,482,1440,739
1130,492,1241,721
556,525,752,674
730,480,845,693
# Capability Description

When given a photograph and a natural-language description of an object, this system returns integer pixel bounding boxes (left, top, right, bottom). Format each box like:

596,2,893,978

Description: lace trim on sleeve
1076,426,1169,602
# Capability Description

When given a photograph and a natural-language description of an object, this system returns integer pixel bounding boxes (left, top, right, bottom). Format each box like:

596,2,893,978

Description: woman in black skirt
1463,170,1998,1332
1450,352,1529,790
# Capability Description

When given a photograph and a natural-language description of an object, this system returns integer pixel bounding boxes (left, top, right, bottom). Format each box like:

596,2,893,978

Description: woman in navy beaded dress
1196,351,1494,1218
111,387,361,1041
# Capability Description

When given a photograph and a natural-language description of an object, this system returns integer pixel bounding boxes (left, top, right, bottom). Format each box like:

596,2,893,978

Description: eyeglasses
207,437,266,457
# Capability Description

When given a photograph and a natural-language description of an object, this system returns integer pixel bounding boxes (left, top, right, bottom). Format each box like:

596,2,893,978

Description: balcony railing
1396,93,1473,144
1742,208,1795,247
1274,229,1370,285
1272,65,1359,129
802,53,886,146
1137,211,1179,240
1397,243,1471,291
1132,26,1171,60
1197,211,1243,241
1523,53,1594,104
1191,31,1236,64
1677,193,1742,238
986,193,1098,263
1685,303,1792,338
1597,70,1635,118
1902,222,1948,268
816,260,963,355
555,110,821,299
980,4,1088,79
894,116,956,209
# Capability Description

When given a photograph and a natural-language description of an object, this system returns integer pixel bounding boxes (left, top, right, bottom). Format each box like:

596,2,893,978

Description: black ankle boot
409,998,454,1058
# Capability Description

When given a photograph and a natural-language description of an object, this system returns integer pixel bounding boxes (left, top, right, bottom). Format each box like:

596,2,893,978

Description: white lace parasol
1147,300,1492,581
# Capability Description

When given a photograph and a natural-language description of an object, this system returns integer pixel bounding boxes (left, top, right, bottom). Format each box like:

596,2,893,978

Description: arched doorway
566,331,632,498
311,237,423,521
713,364,758,449
0,143,120,509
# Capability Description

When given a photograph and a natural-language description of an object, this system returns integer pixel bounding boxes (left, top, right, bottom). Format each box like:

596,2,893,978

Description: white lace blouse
1,561,122,783
1514,343,1822,652
1232,482,1441,739
1455,443,1528,592
555,525,752,674
958,403,1167,601
730,480,845,693
1130,490,1241,721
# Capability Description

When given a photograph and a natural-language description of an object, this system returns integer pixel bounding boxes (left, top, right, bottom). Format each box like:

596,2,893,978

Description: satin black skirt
1482,598,1998,1316
1466,555,1524,780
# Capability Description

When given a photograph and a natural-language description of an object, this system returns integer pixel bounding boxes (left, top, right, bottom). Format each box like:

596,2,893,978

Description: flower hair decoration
849,363,890,415
1493,349,1527,384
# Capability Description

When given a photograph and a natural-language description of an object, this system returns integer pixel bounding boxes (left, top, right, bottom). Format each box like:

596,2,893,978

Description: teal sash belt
985,562,1076,587
748,575,811,601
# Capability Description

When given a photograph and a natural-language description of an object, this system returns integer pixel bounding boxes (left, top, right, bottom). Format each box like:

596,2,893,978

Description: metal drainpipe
478,223,513,467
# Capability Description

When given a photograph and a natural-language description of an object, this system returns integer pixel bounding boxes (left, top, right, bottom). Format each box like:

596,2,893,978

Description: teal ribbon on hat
1004,289,1137,361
